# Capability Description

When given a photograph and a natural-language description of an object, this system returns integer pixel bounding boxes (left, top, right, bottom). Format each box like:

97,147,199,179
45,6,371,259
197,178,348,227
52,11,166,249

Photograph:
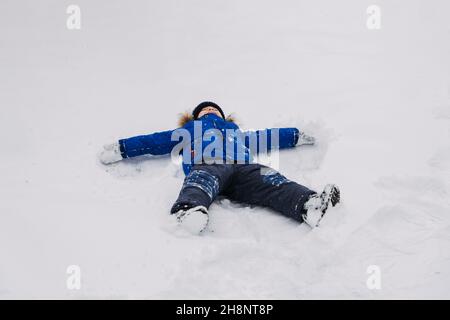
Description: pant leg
223,164,316,222
170,164,234,214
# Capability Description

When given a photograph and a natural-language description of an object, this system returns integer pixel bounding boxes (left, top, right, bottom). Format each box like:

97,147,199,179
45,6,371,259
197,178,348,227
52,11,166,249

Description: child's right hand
297,132,316,146
99,142,123,165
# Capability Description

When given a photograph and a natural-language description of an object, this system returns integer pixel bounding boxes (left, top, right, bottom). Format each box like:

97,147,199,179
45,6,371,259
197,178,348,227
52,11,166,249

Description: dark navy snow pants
170,163,316,222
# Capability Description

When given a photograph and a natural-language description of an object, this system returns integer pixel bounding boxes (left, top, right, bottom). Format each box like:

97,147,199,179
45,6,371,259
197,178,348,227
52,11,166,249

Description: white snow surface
0,0,449,299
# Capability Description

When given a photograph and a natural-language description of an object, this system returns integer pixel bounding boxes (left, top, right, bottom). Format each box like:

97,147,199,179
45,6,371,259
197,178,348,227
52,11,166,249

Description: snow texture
0,0,449,299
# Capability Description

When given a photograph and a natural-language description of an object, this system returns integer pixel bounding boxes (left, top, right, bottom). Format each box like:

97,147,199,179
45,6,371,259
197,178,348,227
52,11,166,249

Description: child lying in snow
100,101,340,234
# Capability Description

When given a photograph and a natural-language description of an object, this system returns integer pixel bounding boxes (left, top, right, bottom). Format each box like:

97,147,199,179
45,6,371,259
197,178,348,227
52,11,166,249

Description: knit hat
192,101,225,120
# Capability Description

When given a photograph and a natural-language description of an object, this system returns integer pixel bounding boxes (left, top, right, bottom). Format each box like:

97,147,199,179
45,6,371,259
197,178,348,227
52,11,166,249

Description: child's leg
170,164,234,214
224,164,316,222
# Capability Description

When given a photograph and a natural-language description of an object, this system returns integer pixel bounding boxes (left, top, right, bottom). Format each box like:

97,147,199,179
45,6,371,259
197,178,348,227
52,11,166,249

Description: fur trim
177,111,236,127
225,114,236,123
177,112,194,127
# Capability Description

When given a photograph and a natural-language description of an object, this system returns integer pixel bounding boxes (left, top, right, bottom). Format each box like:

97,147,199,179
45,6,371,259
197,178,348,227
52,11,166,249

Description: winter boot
174,204,209,235
302,184,340,228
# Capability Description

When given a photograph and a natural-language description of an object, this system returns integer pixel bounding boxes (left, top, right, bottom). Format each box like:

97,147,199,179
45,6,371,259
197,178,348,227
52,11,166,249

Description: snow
0,0,449,299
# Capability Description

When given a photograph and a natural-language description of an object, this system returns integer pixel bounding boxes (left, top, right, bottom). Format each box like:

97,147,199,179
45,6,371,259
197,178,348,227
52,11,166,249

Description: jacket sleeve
241,127,299,153
118,129,179,159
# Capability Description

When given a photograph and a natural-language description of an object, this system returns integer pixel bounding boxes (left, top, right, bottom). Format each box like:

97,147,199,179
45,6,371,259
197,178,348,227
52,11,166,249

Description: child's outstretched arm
241,127,315,153
99,129,177,165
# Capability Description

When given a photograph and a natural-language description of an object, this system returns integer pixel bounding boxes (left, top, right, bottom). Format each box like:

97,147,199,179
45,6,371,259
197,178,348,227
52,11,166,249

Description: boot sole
176,206,209,234
314,185,340,227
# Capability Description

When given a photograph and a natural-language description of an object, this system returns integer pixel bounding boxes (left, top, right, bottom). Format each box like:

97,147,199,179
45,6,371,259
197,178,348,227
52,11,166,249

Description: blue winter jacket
118,113,299,175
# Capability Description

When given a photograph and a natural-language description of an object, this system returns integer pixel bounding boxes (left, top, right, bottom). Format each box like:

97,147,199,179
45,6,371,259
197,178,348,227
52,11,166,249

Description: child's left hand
297,132,316,146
